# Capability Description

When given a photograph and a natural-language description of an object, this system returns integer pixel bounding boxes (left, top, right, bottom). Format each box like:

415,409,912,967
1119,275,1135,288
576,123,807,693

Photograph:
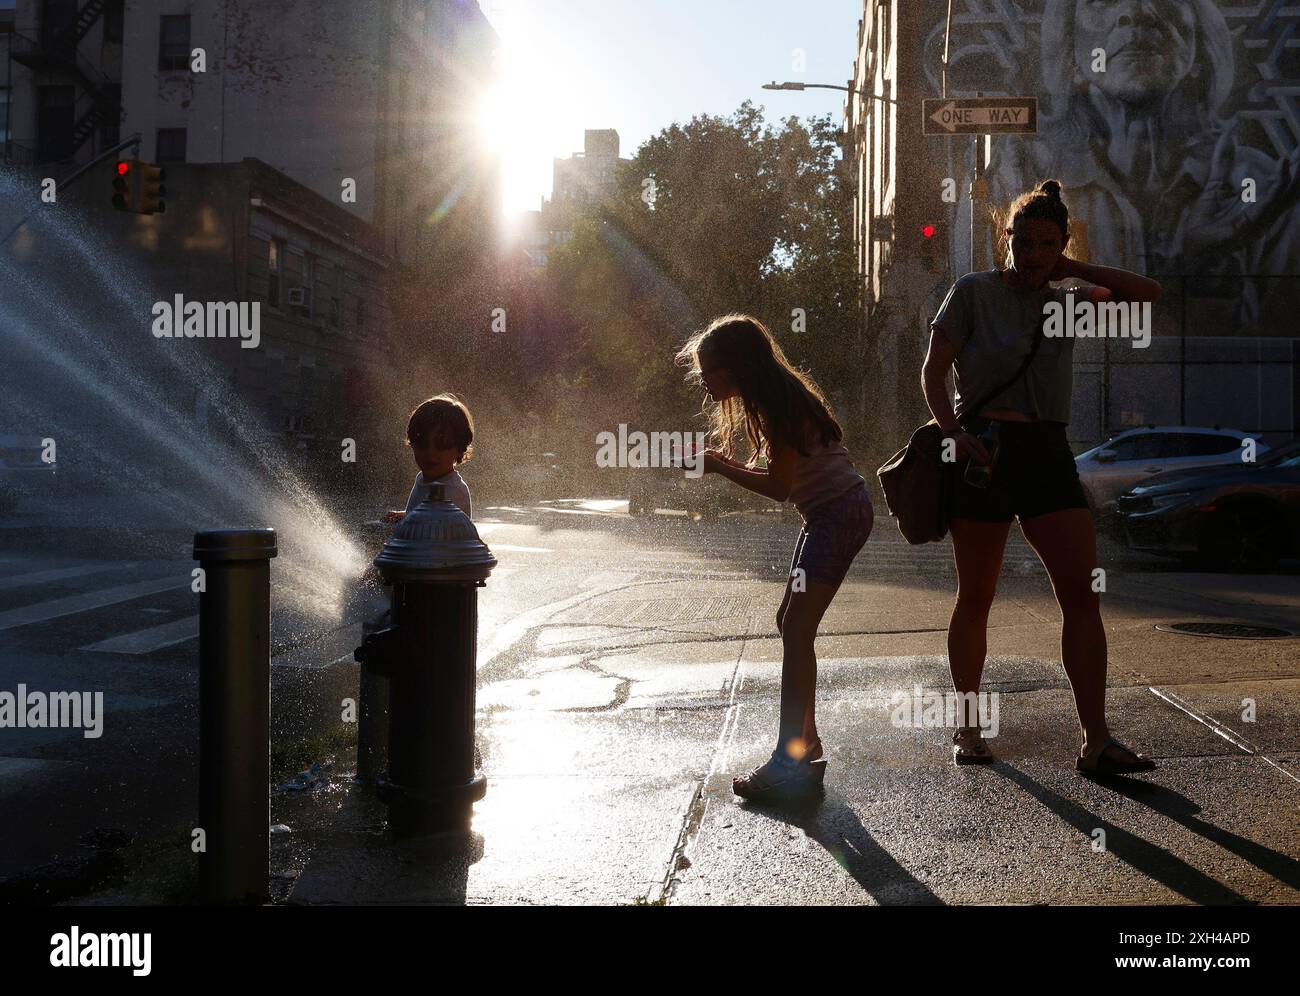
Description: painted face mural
936,0,1300,331
1071,0,1198,105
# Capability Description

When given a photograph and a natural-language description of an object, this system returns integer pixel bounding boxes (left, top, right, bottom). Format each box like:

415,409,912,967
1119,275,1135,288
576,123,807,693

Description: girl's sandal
1076,737,1156,776
732,737,827,800
952,726,994,766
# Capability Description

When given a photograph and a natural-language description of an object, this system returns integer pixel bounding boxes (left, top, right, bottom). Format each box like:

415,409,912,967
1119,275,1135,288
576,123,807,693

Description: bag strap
952,289,1050,426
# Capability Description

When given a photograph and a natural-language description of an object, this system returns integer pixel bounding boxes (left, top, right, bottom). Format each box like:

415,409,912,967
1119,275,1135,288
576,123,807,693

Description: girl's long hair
676,313,843,464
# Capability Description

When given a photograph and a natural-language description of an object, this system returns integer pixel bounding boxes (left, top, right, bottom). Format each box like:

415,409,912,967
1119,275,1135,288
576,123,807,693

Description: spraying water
0,170,365,634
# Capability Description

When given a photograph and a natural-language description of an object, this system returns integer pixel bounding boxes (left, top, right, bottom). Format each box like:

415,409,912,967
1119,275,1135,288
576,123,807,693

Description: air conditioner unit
287,286,311,308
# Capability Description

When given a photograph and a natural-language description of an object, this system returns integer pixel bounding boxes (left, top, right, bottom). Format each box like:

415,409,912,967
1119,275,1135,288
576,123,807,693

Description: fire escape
9,0,115,164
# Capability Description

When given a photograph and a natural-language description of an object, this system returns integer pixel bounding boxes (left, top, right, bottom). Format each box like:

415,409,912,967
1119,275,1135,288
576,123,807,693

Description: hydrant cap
374,483,496,583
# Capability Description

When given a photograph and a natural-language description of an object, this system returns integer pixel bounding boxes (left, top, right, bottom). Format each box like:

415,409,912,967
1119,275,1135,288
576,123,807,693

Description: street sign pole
971,130,984,272
923,96,1037,276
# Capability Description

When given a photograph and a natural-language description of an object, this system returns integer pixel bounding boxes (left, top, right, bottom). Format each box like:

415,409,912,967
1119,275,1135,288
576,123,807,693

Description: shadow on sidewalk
1104,774,1300,893
734,792,945,905
992,763,1286,904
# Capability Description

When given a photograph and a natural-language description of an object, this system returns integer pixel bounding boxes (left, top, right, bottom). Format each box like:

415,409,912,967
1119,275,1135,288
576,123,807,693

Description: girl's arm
1055,257,1162,304
703,445,795,502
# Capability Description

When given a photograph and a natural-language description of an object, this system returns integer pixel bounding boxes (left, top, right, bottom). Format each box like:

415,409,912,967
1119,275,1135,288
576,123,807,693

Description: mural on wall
927,0,1300,331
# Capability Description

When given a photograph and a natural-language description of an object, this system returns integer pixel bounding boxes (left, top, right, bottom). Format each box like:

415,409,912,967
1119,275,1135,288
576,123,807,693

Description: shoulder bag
875,306,1048,544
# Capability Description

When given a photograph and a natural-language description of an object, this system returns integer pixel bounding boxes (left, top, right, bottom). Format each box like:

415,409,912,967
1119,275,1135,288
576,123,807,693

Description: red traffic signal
922,224,937,238
111,158,166,214
112,159,136,211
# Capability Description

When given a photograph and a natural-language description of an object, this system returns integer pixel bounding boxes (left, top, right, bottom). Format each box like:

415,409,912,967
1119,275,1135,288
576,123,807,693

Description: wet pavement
280,516,1300,905
5,497,1297,904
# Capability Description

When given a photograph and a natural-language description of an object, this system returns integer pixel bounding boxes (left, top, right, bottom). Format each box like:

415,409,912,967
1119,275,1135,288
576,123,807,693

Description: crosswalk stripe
80,614,199,654
0,562,141,591
0,576,188,632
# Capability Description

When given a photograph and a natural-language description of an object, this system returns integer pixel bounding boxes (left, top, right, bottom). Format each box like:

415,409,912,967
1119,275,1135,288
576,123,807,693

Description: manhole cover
1155,622,1295,640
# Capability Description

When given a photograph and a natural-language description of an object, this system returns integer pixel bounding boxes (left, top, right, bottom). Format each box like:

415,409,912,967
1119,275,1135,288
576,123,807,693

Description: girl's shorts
788,481,874,587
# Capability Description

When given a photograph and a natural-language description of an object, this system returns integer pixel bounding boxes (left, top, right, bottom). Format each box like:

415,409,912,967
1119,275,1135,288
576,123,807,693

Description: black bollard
193,528,277,904
354,484,494,836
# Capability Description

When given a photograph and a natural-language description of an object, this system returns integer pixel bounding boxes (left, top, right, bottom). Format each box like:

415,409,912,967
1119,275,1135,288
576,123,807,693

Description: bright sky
478,0,863,216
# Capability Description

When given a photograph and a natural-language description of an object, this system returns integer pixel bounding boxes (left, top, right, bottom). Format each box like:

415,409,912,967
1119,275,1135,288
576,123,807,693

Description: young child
678,314,873,800
384,394,474,522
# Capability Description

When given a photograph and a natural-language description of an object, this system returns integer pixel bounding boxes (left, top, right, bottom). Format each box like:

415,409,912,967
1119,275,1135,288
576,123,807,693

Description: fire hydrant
353,483,496,835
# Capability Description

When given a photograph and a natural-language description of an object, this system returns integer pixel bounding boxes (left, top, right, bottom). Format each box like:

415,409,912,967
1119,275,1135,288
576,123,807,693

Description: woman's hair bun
1038,179,1062,200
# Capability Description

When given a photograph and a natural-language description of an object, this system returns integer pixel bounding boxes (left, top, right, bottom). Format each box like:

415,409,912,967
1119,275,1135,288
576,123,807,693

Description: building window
299,255,314,319
158,14,190,71
40,0,76,48
98,83,121,149
36,84,75,163
156,127,186,163
324,265,340,328
267,240,282,307
103,0,124,43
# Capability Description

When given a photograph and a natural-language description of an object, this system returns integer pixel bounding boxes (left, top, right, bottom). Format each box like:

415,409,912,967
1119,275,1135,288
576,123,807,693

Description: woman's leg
948,517,1012,725
1017,507,1109,750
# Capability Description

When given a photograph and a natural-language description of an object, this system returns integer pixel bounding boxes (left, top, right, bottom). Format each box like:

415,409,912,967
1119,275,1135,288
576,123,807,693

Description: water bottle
963,421,1001,488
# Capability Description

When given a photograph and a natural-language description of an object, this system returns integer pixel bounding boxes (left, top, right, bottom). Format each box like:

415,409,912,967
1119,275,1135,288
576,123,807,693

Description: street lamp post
762,81,898,106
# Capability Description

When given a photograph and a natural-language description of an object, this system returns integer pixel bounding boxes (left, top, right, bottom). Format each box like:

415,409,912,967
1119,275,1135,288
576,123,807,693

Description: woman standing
921,180,1161,774
678,315,873,799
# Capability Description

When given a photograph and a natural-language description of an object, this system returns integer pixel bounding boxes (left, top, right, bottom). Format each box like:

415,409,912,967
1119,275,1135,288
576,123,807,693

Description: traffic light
920,221,946,273
139,162,166,215
111,158,166,214
112,159,136,212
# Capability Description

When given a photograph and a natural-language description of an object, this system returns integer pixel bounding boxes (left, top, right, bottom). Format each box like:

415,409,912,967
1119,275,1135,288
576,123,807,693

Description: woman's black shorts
948,417,1089,523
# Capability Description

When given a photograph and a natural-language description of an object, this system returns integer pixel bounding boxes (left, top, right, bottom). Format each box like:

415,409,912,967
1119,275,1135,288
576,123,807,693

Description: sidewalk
285,572,1300,905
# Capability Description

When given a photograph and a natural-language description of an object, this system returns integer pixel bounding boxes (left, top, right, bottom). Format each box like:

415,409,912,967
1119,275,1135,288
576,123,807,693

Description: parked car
1114,441,1300,571
1076,425,1268,517
0,435,58,514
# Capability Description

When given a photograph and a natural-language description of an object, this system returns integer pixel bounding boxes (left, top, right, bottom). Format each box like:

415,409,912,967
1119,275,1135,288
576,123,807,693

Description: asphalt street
1,491,1297,904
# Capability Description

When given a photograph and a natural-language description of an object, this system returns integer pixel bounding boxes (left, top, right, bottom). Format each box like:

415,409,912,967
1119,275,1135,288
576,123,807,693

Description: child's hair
405,394,474,462
997,179,1071,264
676,313,843,463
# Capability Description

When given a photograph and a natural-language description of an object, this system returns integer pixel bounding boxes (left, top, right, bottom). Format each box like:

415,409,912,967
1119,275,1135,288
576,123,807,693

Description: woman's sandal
952,726,994,766
1076,736,1157,776
732,737,827,800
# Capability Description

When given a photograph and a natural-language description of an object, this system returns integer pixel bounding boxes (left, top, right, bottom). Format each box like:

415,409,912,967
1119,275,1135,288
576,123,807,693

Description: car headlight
1145,491,1196,510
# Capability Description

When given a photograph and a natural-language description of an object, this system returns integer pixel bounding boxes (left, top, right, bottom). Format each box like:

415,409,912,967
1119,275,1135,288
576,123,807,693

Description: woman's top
930,269,1094,424
405,468,472,518
787,439,867,518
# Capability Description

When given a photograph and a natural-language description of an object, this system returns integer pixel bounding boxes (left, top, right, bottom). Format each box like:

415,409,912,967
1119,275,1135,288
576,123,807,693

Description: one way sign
923,97,1038,135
